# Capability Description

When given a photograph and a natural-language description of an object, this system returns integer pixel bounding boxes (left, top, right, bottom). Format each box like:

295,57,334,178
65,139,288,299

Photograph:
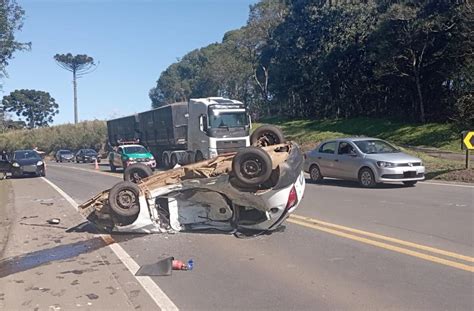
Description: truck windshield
209,112,248,129
124,146,148,154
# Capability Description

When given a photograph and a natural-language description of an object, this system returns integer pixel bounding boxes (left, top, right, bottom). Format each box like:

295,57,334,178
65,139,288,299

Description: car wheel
40,169,46,177
359,168,377,188
195,151,204,163
251,125,285,147
170,154,178,168
232,147,272,187
309,164,323,182
124,163,153,184
108,181,140,217
110,161,116,172
403,181,417,187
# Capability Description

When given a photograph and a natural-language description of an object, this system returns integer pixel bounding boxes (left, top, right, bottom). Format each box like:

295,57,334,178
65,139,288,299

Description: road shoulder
0,177,158,310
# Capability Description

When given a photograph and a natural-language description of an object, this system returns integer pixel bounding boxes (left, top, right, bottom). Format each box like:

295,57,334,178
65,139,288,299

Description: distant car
55,149,74,162
304,138,425,187
76,149,101,163
108,144,156,172
10,150,46,177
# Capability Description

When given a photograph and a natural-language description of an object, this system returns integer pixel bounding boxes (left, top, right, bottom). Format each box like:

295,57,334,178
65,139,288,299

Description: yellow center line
288,218,473,273
290,214,474,263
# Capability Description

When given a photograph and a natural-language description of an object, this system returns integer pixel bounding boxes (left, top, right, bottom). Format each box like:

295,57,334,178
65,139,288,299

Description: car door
115,147,123,167
317,141,338,177
334,141,361,179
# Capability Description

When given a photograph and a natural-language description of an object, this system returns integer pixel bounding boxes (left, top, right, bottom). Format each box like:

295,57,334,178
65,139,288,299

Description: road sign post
461,131,473,169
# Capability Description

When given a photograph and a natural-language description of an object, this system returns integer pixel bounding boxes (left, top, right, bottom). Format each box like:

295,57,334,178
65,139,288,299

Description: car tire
309,164,323,182
251,125,285,147
195,150,204,163
124,163,153,184
170,154,178,168
110,161,116,172
403,181,417,187
358,167,377,188
40,169,46,177
162,153,170,169
232,147,272,187
109,181,140,217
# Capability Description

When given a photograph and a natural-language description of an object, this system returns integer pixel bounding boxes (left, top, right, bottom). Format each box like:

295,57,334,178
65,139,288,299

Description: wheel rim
116,189,138,210
361,171,372,186
310,167,319,180
256,132,278,147
241,158,263,178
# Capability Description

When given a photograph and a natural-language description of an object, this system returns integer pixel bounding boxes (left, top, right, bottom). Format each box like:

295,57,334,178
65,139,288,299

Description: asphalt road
3,161,474,310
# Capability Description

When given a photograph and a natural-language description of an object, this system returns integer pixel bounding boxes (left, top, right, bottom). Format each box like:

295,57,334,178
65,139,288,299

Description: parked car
55,149,74,162
9,150,46,177
108,144,156,172
76,149,101,163
78,127,305,234
304,138,425,187
0,151,10,179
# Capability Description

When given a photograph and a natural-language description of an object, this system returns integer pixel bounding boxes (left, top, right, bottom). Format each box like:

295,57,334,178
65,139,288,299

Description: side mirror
199,115,208,132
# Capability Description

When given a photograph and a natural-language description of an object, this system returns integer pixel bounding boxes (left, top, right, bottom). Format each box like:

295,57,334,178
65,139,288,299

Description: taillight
286,185,298,210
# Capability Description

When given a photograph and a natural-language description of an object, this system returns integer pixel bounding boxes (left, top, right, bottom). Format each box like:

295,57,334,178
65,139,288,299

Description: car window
319,142,336,154
118,148,123,154
14,150,41,160
338,142,356,155
354,140,399,154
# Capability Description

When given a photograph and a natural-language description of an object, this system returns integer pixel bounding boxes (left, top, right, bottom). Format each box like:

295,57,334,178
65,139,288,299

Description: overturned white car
79,126,305,234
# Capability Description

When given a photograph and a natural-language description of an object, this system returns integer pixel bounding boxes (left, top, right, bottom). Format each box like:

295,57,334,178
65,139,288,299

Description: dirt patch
430,168,474,183
0,180,14,258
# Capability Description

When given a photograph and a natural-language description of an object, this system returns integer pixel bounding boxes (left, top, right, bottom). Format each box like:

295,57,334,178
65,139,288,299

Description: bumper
375,166,425,183
11,165,44,176
125,160,156,168
84,157,101,163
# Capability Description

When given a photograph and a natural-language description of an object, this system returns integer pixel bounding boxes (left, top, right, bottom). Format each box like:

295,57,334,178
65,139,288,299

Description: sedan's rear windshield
354,140,399,154
61,150,73,155
124,146,148,154
14,150,41,160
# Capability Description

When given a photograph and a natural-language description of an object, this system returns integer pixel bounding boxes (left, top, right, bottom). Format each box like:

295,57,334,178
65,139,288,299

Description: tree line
149,0,473,126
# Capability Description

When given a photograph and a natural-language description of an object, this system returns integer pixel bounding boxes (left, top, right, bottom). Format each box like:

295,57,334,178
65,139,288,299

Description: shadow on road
305,178,407,189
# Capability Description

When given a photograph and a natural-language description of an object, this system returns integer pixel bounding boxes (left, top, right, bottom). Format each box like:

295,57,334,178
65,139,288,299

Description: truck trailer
106,97,251,168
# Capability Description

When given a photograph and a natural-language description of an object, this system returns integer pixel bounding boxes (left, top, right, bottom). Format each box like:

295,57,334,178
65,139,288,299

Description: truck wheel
232,147,272,187
162,154,170,169
109,181,140,217
110,161,116,172
124,163,153,184
251,125,285,147
195,151,204,163
170,154,178,168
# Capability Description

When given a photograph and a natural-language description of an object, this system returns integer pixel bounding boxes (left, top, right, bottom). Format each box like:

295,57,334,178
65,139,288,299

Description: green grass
257,117,461,152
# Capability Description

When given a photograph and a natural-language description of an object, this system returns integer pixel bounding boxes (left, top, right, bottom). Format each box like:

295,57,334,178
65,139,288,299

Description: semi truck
107,97,251,168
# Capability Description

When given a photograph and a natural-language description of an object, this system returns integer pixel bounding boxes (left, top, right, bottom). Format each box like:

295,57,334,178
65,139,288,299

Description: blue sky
2,0,257,124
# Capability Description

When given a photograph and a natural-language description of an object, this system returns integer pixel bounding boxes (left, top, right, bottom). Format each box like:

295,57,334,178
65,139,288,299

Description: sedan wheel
359,168,376,188
309,165,323,182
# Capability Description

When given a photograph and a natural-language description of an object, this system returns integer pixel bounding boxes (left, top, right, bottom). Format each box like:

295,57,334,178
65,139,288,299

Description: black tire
358,167,377,188
251,125,285,147
232,147,272,187
40,169,46,177
195,151,204,163
170,154,178,168
124,163,153,184
110,161,116,172
403,181,417,187
162,153,170,169
108,181,140,217
309,164,323,182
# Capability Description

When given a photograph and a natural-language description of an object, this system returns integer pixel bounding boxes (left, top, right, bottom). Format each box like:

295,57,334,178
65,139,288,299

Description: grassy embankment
256,117,472,182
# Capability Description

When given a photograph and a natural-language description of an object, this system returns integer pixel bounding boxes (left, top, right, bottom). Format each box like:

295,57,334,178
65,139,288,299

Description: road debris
47,218,61,225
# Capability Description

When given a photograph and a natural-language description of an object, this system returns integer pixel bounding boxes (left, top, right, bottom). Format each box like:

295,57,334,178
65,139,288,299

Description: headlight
128,157,136,161
37,161,44,166
377,161,396,168
12,162,20,167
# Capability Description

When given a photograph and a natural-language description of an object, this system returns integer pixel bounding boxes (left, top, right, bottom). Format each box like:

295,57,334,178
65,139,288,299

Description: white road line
420,181,474,189
40,177,179,311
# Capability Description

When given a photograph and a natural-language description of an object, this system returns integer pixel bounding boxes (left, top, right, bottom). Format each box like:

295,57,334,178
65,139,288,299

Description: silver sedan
303,138,425,187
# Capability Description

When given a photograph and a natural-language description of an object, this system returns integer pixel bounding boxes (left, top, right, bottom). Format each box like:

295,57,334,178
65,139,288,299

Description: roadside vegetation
0,120,106,155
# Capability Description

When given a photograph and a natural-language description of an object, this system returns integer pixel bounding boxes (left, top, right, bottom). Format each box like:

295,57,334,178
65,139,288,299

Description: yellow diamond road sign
463,131,474,150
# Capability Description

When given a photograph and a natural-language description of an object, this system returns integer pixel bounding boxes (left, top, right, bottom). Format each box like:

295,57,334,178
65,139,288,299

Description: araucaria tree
54,53,96,124
0,0,30,86
1,89,59,128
